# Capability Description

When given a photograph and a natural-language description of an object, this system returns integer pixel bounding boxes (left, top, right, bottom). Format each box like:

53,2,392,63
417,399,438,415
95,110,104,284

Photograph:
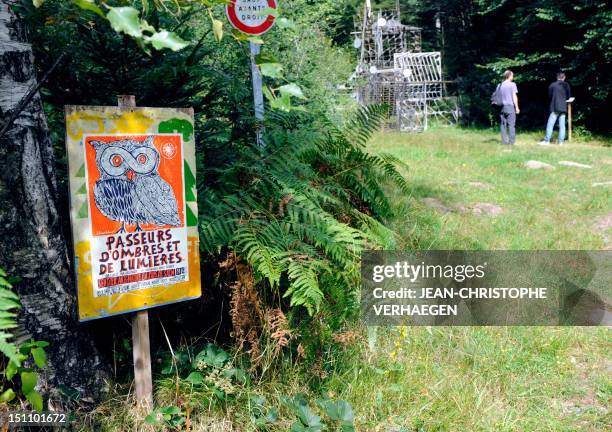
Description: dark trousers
500,105,516,145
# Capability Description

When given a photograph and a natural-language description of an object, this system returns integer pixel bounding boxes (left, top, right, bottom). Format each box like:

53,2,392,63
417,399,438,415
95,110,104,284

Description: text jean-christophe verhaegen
369,261,547,317
360,251,610,326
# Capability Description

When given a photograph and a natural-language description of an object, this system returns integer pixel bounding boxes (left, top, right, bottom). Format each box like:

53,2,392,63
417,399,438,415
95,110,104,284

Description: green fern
199,105,406,317
0,269,21,367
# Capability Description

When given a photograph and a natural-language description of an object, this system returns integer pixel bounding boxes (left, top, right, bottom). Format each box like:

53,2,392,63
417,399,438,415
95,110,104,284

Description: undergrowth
199,105,408,361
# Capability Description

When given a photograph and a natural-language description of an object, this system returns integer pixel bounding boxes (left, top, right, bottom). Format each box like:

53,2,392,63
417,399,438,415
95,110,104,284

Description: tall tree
0,0,106,398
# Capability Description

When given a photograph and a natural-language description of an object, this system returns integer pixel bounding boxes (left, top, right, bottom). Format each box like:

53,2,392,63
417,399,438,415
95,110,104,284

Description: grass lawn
370,127,611,250
328,127,610,431
91,128,610,432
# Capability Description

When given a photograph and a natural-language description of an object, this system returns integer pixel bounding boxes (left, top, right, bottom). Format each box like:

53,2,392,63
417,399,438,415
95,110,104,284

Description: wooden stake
132,310,153,407
117,94,153,407
568,102,572,142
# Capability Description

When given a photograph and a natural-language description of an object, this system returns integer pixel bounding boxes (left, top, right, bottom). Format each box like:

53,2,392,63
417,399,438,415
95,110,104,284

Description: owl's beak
126,170,135,181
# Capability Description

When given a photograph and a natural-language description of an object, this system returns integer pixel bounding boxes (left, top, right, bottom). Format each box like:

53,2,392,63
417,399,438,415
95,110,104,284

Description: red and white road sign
226,0,278,36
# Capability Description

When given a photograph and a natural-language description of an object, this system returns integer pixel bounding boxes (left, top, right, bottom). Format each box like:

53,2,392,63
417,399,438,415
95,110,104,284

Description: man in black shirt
539,72,572,145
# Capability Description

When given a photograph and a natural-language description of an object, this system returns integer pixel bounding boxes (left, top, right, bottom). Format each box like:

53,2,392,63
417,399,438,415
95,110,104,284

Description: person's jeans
500,105,516,145
545,111,566,143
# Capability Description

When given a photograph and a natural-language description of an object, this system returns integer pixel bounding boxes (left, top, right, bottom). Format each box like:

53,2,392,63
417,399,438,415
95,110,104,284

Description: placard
226,0,278,35
65,106,201,321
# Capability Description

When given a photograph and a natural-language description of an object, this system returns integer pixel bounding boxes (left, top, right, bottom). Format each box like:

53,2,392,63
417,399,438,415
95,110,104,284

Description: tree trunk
0,1,106,400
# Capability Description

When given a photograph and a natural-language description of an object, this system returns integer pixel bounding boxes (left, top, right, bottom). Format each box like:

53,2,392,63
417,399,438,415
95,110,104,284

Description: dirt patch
559,355,611,418
592,212,612,249
421,198,503,217
420,197,457,214
468,181,495,190
472,203,504,216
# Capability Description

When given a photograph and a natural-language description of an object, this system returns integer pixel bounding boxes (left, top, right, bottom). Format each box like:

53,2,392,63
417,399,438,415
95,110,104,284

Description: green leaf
32,341,49,348
265,407,279,423
5,360,18,379
32,0,45,7
212,19,224,42
185,371,204,385
25,390,43,412
284,395,324,430
140,20,156,34
263,7,279,17
259,62,283,78
279,83,306,100
0,341,19,367
256,52,278,64
145,30,189,52
72,0,104,18
21,371,38,395
247,36,264,44
277,17,296,29
194,343,229,368
107,7,142,38
317,399,354,423
31,347,47,369
144,413,160,425
0,389,15,402
159,405,181,415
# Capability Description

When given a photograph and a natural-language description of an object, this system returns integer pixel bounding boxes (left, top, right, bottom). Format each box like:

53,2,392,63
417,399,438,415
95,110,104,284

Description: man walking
539,72,572,145
498,70,520,145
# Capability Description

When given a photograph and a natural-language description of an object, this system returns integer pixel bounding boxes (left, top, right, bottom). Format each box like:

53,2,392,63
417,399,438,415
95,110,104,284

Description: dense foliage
22,0,407,361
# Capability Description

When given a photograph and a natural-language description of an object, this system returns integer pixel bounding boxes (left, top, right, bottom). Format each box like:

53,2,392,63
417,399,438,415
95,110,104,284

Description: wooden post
117,94,153,407
567,102,572,142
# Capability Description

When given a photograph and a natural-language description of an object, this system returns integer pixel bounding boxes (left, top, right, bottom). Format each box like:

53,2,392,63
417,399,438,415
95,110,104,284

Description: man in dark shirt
539,72,572,145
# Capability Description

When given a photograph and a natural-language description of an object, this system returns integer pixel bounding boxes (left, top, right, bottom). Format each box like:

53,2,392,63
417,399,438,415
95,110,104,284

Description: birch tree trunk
0,0,106,399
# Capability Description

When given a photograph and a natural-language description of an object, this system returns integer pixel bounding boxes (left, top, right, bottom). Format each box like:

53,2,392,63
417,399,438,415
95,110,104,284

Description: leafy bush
0,269,48,411
201,105,406,319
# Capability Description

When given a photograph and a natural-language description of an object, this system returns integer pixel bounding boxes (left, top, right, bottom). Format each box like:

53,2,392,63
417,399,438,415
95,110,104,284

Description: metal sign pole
249,41,265,148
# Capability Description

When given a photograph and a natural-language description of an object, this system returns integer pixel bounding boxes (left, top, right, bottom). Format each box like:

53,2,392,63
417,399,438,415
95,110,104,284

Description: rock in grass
592,181,612,187
420,197,455,213
468,181,495,190
472,203,503,217
525,160,555,170
558,160,592,169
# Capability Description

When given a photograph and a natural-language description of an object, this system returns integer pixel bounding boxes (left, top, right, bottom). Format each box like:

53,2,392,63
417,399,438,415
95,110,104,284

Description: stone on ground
420,197,455,213
525,160,555,170
558,160,592,169
468,181,495,189
421,198,503,217
592,181,612,187
472,203,504,217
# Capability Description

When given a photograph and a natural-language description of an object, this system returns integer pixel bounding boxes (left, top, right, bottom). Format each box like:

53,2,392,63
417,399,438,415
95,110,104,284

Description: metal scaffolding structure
352,1,460,132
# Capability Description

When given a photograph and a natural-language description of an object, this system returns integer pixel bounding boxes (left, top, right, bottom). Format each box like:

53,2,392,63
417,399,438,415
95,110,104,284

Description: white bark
0,0,107,400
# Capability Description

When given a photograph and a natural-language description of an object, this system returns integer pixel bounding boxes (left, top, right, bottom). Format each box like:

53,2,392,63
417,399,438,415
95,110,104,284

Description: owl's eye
137,154,148,164
111,155,123,167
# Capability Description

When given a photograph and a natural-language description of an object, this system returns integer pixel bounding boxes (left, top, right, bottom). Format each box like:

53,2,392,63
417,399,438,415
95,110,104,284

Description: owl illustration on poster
84,134,185,236
89,136,180,233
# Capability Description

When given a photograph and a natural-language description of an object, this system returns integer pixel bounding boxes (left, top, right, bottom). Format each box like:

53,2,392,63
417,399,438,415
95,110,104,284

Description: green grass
332,127,611,431
85,127,611,431
370,127,611,250
328,326,610,431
